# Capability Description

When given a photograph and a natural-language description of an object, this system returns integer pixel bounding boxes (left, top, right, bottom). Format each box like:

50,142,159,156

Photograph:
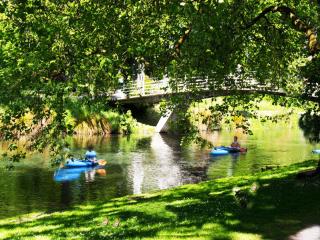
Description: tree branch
245,5,320,55
173,0,205,57
174,26,192,57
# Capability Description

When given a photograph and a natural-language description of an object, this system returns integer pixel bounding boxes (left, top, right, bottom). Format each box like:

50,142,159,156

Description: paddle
240,147,247,152
96,168,107,176
98,159,107,166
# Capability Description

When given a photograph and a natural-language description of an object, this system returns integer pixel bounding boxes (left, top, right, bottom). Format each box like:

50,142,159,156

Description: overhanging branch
174,26,192,57
245,5,320,55
173,0,205,57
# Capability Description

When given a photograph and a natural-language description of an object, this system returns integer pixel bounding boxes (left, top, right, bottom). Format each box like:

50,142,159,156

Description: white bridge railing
112,75,282,100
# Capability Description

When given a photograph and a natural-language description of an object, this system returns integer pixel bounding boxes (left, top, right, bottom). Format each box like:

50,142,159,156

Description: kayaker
230,136,240,148
85,145,97,163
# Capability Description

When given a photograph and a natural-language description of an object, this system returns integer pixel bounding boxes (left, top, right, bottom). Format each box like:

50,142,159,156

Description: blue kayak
210,148,229,156
210,146,247,156
313,149,320,154
65,159,98,168
54,167,95,182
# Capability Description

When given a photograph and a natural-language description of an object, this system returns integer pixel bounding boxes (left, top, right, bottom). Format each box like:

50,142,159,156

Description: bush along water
66,106,137,135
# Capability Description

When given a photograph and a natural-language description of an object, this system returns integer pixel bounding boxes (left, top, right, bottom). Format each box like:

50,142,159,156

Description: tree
0,0,319,164
0,1,135,162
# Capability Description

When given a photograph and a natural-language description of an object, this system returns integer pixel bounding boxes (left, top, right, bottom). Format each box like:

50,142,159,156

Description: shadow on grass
1,160,320,239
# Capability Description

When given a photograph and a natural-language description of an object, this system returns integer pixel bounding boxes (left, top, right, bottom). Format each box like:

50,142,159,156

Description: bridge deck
111,76,318,104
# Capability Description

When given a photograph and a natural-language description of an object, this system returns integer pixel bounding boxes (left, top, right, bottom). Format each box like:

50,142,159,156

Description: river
0,122,319,219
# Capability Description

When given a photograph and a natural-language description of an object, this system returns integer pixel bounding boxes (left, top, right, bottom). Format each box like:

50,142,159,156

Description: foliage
0,160,319,239
189,97,297,135
66,103,137,135
299,108,320,143
0,0,320,158
102,110,137,135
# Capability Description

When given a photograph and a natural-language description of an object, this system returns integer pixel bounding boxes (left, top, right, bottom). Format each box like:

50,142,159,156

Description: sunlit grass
0,160,319,239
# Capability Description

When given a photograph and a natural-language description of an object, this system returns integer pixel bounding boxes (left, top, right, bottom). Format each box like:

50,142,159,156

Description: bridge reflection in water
151,134,182,190
128,134,183,194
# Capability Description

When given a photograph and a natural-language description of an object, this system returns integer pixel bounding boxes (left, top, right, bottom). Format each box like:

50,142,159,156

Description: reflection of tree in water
299,111,320,143
60,182,73,209
136,137,152,150
72,136,108,149
158,134,209,183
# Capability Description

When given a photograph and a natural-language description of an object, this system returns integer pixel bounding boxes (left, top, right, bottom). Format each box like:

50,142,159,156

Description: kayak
210,146,247,156
65,159,98,168
210,148,229,156
312,149,320,154
217,146,247,153
54,167,95,182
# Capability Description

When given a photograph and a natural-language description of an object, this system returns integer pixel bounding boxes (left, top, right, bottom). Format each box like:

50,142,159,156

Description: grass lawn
0,160,320,240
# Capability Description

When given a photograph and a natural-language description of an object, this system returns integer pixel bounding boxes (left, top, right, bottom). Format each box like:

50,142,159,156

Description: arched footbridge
112,76,318,104
110,76,319,132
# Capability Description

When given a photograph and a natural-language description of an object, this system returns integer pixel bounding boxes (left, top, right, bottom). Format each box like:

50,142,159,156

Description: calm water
0,124,319,219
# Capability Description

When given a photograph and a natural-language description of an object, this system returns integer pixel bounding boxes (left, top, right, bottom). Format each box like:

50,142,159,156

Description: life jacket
85,150,97,160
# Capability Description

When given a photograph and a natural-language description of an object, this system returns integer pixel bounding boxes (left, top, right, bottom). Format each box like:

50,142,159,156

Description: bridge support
155,110,173,133
155,103,189,133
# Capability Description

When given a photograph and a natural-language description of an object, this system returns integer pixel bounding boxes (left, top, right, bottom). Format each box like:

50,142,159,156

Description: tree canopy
0,0,320,162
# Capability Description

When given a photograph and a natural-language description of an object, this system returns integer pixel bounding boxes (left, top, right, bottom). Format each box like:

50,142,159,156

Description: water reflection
210,152,241,177
127,134,183,194
130,154,144,194
54,167,107,182
150,134,182,190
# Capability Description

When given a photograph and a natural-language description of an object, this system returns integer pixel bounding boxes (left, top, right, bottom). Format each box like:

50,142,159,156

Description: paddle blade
240,147,247,152
98,159,107,166
96,168,107,176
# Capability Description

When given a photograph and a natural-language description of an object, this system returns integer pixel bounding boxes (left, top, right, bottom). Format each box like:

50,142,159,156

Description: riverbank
1,159,319,240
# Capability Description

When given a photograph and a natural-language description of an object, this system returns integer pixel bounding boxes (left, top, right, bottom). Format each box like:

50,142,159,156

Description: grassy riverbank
1,160,320,240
